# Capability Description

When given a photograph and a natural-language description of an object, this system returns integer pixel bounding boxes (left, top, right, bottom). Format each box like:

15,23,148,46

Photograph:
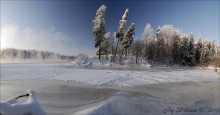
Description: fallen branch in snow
15,93,29,99
0,90,47,115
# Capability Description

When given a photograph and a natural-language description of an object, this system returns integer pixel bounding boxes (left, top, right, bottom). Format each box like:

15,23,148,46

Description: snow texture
0,90,47,115
1,63,220,115
1,63,219,88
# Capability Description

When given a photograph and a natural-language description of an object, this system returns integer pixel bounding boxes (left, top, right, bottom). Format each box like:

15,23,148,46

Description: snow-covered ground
1,63,220,115
1,63,219,87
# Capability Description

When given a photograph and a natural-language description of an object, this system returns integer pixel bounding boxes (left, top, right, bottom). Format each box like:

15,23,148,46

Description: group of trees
142,24,220,67
0,48,73,60
92,5,220,67
92,5,135,63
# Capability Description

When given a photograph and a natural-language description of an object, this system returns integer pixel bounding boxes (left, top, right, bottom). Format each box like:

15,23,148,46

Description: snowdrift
71,55,153,68
0,90,47,115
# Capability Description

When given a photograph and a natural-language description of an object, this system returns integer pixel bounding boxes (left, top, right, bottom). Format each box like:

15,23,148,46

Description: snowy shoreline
1,63,219,88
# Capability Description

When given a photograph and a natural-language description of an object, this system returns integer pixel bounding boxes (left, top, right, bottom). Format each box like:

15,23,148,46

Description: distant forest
0,48,75,61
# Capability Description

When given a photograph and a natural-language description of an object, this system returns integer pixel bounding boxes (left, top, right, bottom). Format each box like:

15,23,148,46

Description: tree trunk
136,53,138,64
99,47,101,60
114,39,120,60
106,51,108,60
120,48,125,60
124,48,127,60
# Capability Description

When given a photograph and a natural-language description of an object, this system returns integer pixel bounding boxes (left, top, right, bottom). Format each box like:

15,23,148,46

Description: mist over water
0,48,73,63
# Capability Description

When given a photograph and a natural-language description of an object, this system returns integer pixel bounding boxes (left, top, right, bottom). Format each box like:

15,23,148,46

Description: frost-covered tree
179,37,189,66
200,40,207,67
147,38,155,63
92,5,107,60
99,32,111,59
114,9,129,59
205,40,212,65
209,40,217,66
210,40,216,57
155,26,165,64
217,45,220,56
143,23,154,61
187,33,195,66
215,45,220,67
133,39,145,63
121,23,135,60
158,25,184,65
171,35,181,64
194,36,202,65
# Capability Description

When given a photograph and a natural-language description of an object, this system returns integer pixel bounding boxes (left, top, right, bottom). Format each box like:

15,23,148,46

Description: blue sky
1,0,219,56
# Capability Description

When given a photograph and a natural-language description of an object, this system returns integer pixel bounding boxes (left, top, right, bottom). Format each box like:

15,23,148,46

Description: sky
1,0,219,56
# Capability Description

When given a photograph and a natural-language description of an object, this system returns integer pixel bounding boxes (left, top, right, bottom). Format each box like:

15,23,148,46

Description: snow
1,63,219,87
1,63,219,114
0,90,47,115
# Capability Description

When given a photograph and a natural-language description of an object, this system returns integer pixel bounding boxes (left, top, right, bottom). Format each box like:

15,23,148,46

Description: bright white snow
1,63,219,87
0,90,47,115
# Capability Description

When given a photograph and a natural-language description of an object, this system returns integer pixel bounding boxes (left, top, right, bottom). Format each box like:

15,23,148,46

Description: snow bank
0,90,47,115
71,55,154,68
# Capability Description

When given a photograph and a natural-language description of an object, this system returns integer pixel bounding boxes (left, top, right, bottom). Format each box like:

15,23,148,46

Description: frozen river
1,63,220,114
1,80,220,115
1,80,117,114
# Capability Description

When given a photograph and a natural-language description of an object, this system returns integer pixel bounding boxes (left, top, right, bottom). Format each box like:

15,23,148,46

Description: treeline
92,5,220,67
0,48,75,61
98,24,220,67
131,24,220,67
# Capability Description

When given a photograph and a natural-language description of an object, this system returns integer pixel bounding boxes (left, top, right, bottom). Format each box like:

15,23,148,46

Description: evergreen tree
200,41,207,67
194,36,202,65
179,37,189,66
121,23,135,60
143,23,153,60
205,40,211,65
155,27,165,65
115,9,129,60
187,33,195,66
99,32,111,59
171,35,181,64
210,40,216,57
147,38,155,63
133,39,145,63
92,5,107,60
